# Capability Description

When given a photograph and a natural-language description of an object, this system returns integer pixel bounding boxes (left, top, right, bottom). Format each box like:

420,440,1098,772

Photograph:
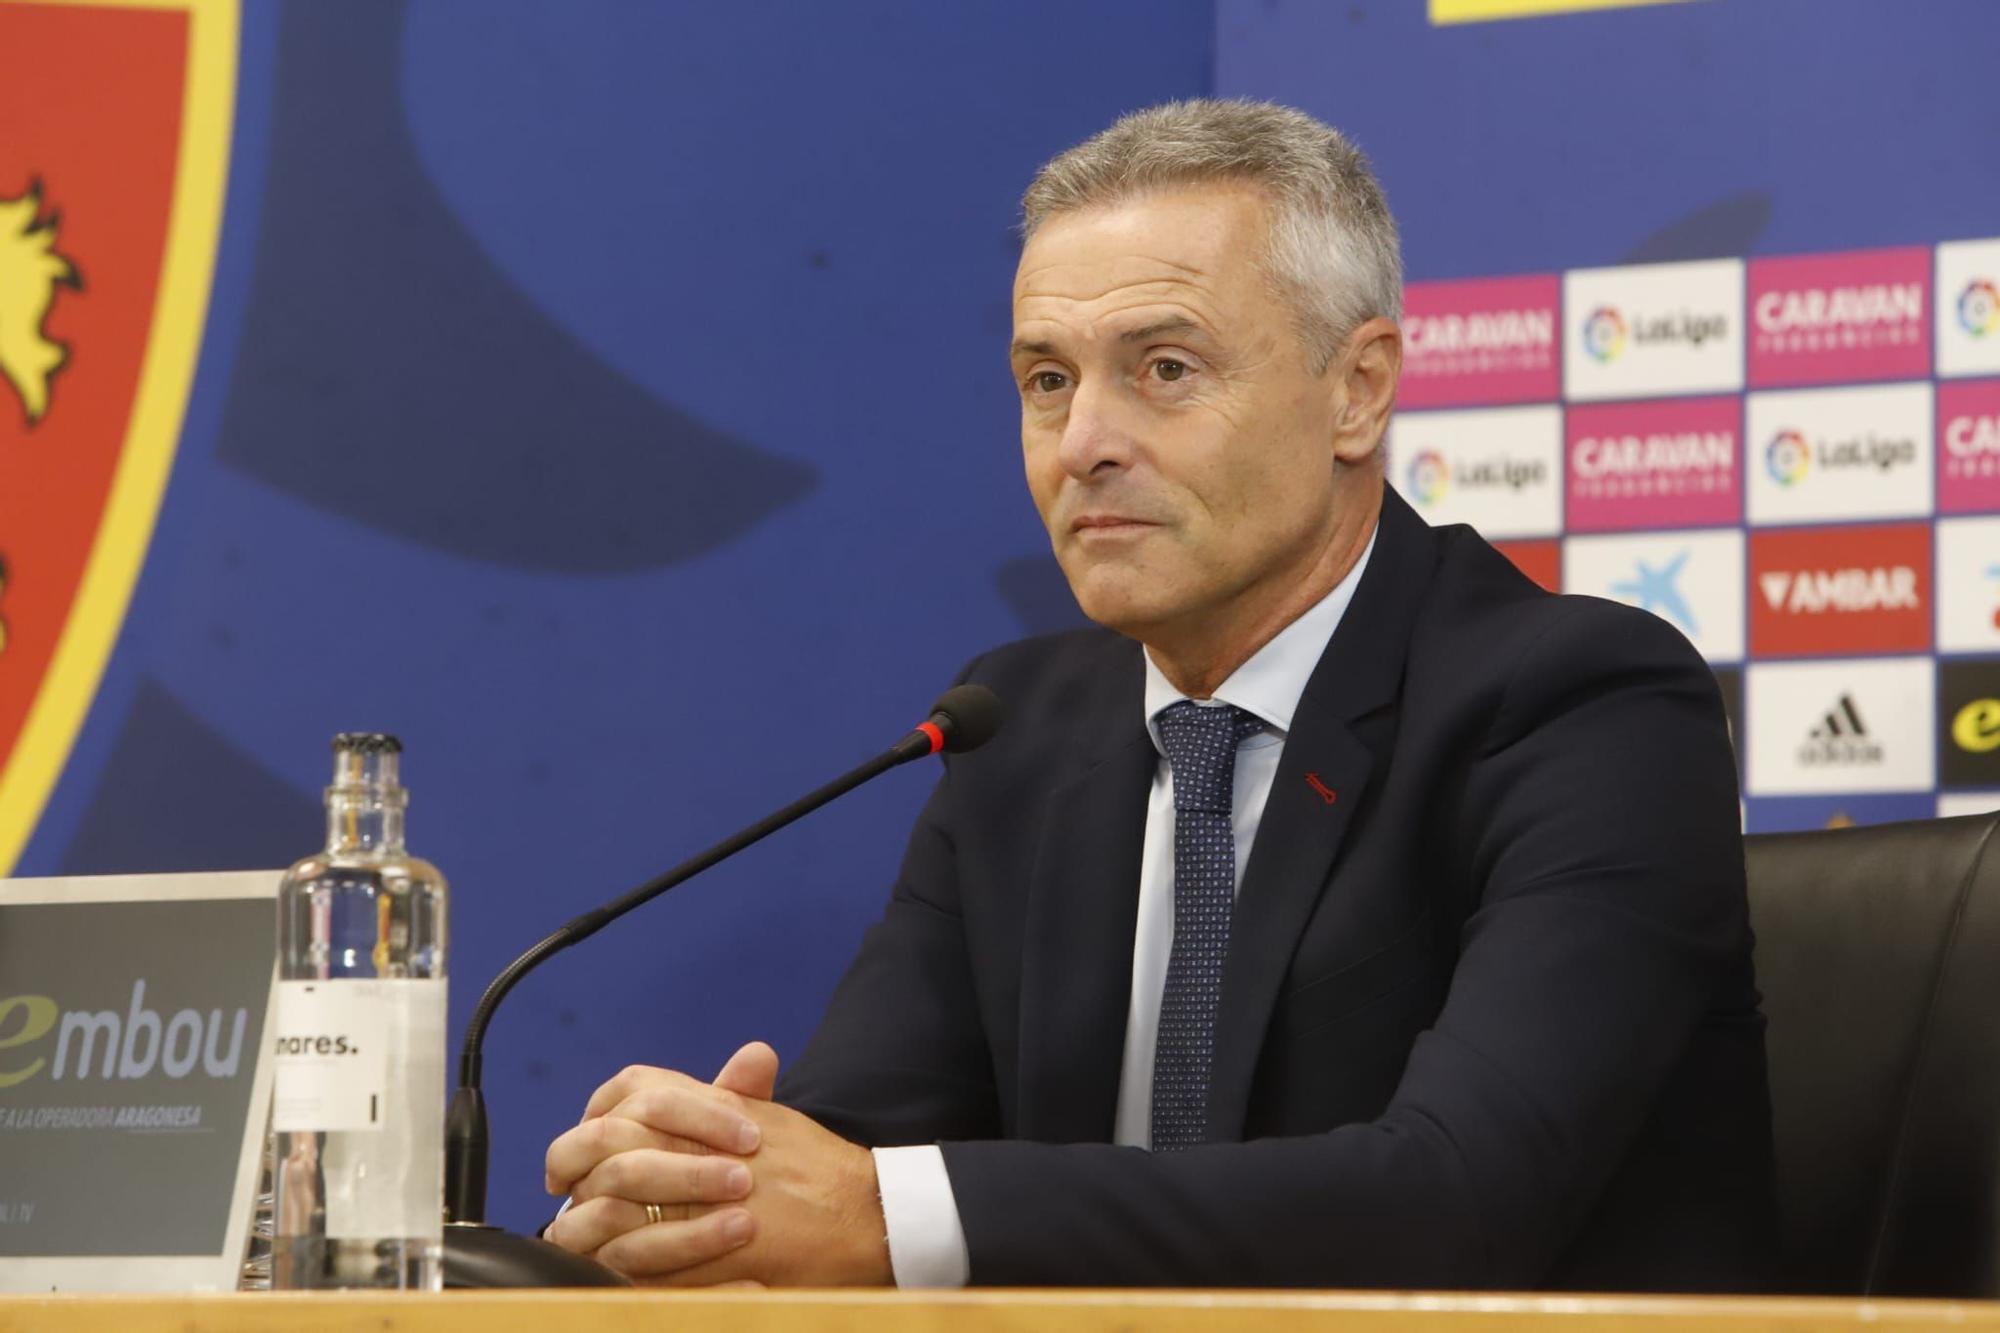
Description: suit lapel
1015,679,1155,1143
1207,489,1439,1142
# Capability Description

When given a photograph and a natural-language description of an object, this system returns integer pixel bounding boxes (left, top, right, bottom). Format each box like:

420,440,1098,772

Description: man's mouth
1071,514,1158,534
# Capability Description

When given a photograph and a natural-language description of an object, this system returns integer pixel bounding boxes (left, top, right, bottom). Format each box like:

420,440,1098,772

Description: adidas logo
1798,693,1885,766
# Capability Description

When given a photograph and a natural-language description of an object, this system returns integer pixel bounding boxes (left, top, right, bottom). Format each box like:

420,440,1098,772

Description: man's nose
1055,381,1136,481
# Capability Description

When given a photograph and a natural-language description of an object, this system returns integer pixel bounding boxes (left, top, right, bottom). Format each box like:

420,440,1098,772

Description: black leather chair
1746,811,2000,1296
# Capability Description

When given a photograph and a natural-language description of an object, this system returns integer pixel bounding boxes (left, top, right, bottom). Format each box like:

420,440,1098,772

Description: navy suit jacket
779,488,1778,1291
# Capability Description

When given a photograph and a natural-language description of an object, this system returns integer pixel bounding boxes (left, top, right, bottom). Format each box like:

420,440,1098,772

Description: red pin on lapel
1303,772,1338,805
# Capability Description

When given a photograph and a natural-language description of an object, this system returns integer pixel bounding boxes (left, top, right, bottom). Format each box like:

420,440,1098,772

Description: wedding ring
644,1203,664,1226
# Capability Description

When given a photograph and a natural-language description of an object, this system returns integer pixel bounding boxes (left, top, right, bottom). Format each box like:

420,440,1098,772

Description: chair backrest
1745,811,2000,1296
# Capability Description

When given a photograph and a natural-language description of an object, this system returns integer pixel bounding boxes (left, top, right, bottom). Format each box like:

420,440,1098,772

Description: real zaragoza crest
0,0,237,873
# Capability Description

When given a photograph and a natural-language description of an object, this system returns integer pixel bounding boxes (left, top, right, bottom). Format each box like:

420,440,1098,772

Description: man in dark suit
541,100,1776,1291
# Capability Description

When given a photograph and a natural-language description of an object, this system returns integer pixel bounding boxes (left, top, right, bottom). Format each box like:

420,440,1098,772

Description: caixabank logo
1935,515,2000,653
1745,657,1935,796
1747,246,1930,388
1399,274,1560,408
1563,528,1745,663
1388,405,1561,539
1938,660,2000,789
1744,382,1934,526
1937,239,2000,378
1563,259,1744,402
1749,523,1931,657
1564,396,1740,532
0,1,236,878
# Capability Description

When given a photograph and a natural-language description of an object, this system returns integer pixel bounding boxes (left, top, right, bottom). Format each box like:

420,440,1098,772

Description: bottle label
271,978,447,1241
271,980,395,1132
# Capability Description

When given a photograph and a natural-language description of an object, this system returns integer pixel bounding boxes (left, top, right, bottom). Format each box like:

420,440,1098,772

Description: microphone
440,684,1002,1286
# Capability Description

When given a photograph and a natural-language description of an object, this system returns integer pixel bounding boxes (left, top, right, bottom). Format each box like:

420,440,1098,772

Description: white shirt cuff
871,1144,970,1288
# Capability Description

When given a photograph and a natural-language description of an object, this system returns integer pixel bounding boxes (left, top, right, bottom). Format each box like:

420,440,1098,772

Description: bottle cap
333,733,403,754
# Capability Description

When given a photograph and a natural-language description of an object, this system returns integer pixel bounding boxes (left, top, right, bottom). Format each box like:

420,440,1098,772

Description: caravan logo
1398,275,1561,407
1747,247,1930,386
1565,397,1740,532
1940,380,2000,512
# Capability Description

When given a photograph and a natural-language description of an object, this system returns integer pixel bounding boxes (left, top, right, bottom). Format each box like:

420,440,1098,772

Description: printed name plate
0,872,279,1292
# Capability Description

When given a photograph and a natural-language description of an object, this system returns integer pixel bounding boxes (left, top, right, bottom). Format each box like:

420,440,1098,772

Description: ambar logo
0,980,248,1088
1749,524,1930,657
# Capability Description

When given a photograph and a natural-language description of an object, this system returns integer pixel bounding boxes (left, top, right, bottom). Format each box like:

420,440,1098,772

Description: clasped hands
542,1041,892,1286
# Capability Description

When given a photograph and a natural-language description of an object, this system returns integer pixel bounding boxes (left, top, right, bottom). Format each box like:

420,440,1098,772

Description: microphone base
443,1222,629,1288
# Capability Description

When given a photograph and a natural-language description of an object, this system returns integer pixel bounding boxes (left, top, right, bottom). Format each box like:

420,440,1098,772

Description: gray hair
1021,99,1402,371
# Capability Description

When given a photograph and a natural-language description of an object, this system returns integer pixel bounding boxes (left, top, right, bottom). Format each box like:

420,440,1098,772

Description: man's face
1011,185,1367,643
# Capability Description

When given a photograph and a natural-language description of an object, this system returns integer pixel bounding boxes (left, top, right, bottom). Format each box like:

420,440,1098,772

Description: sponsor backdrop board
1391,229,1998,818
1366,168,1999,829
1226,0,2000,850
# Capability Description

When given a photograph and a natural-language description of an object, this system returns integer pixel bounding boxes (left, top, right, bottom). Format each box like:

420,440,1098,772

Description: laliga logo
1582,306,1627,363
1961,279,2000,339
1766,430,1811,487
1406,449,1450,505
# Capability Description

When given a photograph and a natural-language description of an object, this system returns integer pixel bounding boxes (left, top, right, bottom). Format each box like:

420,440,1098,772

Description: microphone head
928,684,1003,753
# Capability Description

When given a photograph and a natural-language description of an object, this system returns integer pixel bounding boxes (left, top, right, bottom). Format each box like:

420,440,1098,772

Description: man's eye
1152,359,1187,382
1030,371,1069,394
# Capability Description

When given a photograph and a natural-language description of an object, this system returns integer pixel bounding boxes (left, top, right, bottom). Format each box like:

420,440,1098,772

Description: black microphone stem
445,730,933,1225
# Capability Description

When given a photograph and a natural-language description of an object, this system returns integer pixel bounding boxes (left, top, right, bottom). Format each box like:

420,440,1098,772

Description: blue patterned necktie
1151,699,1265,1153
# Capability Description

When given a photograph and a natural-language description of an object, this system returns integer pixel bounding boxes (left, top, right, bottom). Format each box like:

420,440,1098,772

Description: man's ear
1330,317,1402,465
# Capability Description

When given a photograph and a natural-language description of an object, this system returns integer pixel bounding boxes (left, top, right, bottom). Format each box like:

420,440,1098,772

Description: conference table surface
4,1289,2000,1331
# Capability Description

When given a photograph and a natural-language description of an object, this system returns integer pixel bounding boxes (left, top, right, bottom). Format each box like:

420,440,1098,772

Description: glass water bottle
269,733,448,1290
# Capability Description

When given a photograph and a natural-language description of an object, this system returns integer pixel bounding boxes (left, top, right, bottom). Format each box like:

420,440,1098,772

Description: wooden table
5,1290,2000,1331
